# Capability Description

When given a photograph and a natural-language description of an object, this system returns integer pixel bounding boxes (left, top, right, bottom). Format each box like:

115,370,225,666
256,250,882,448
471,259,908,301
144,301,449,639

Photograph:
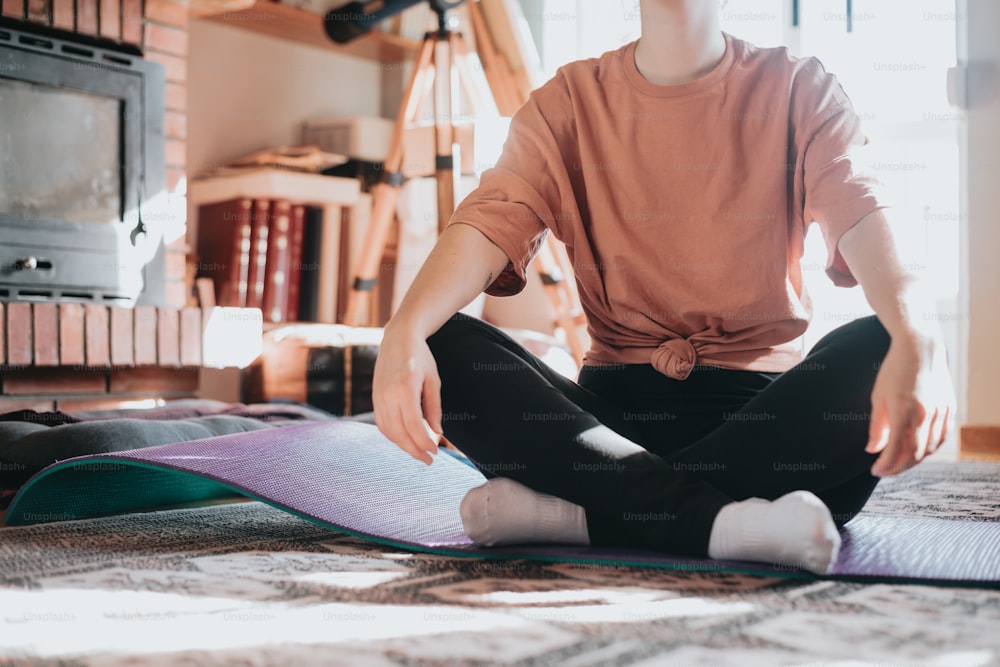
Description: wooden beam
961,425,1000,462
196,1,419,64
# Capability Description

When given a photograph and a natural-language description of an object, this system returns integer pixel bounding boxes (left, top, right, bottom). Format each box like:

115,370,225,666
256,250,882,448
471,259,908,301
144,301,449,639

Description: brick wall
0,303,204,411
145,0,192,309
1,0,143,43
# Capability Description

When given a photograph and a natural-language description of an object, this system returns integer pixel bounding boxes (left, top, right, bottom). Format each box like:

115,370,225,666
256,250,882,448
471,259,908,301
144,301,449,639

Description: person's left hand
866,334,956,477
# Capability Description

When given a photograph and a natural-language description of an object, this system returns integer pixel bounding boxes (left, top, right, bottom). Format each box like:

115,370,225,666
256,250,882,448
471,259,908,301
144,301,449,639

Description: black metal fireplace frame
0,22,166,306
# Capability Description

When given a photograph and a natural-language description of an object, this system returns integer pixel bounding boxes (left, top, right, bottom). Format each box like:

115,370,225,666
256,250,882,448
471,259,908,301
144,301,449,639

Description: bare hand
372,329,444,465
866,335,955,477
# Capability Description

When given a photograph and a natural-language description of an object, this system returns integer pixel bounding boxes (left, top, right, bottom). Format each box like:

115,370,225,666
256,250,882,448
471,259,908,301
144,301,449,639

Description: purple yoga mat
6,420,1000,586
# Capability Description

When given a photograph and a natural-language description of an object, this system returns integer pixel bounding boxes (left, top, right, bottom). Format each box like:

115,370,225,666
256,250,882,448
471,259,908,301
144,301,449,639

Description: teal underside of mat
5,460,235,525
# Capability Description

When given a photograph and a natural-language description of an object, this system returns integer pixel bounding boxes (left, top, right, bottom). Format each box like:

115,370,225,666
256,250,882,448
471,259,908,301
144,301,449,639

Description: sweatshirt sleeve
794,60,889,288
448,75,576,297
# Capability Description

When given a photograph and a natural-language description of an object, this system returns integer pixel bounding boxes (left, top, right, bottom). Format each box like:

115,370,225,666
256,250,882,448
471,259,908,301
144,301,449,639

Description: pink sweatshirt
450,33,887,380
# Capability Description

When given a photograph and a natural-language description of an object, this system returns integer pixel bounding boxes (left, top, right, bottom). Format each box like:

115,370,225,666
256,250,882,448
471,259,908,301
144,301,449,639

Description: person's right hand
372,328,444,465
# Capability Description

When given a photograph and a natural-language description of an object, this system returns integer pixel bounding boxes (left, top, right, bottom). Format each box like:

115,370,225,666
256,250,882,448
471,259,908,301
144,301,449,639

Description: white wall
186,19,382,178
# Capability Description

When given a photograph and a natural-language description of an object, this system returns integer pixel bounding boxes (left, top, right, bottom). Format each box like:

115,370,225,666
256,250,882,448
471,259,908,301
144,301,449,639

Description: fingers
373,401,421,464
373,375,439,465
871,401,926,478
371,337,447,465
913,406,934,463
865,402,890,455
865,342,955,477
931,404,952,454
921,407,941,457
375,395,435,465
375,386,441,464
399,400,438,464
870,402,907,477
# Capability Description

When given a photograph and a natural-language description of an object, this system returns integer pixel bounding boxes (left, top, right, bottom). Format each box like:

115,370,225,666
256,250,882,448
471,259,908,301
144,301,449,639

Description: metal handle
13,256,53,271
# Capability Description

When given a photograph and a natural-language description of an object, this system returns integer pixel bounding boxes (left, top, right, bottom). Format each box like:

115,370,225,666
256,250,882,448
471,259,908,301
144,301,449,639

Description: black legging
427,313,890,557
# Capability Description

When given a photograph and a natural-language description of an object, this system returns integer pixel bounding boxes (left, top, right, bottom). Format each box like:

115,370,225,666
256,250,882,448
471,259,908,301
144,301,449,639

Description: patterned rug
1,460,999,666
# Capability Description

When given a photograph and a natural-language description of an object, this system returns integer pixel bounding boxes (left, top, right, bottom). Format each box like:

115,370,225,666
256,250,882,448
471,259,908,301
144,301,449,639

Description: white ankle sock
707,491,841,575
459,478,591,547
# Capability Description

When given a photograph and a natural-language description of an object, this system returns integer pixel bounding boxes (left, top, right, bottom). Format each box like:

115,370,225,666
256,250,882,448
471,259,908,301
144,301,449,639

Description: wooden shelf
188,168,361,208
193,0,421,63
189,168,364,326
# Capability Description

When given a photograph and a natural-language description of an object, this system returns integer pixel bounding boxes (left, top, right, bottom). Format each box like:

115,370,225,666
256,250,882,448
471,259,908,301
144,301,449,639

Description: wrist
877,292,944,350
890,323,943,360
384,311,433,343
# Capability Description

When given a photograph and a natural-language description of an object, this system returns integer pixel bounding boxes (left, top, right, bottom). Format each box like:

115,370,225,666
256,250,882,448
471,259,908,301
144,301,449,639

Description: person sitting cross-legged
371,0,955,575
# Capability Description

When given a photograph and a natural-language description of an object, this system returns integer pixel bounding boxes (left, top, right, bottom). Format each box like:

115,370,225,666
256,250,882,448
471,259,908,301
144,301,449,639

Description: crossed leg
426,314,889,571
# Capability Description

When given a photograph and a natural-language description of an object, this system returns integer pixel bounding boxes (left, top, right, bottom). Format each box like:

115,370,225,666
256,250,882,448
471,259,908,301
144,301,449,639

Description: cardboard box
303,116,477,176
302,116,395,164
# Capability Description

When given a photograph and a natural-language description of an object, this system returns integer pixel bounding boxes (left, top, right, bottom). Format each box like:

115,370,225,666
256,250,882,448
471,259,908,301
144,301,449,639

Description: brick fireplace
0,0,246,412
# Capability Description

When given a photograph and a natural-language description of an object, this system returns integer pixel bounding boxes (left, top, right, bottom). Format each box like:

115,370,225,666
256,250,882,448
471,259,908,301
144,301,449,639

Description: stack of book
196,198,324,323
